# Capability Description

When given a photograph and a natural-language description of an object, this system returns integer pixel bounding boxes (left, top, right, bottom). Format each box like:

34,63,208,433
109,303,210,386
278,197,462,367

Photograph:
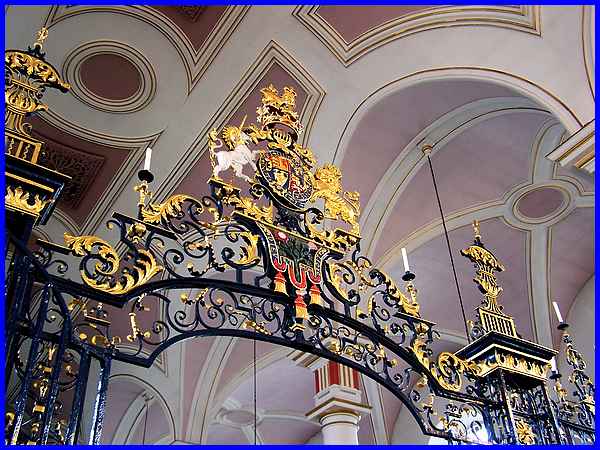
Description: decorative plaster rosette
511,183,571,225
62,40,156,114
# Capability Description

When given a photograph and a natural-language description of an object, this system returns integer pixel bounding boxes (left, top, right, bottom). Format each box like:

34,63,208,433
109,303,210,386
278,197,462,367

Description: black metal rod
253,337,257,445
88,355,112,444
5,254,32,358
39,322,69,444
540,383,564,444
9,282,51,444
65,349,91,444
426,154,470,343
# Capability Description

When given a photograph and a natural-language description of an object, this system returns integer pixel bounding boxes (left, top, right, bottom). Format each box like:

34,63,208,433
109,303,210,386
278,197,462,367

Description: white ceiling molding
106,374,176,445
185,336,238,443
546,119,595,174
62,40,157,114
359,97,551,255
582,6,595,99
43,5,251,93
293,6,540,67
332,68,583,173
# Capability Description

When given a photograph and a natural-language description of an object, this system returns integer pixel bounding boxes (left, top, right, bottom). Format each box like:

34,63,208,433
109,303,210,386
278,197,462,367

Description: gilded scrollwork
64,233,162,295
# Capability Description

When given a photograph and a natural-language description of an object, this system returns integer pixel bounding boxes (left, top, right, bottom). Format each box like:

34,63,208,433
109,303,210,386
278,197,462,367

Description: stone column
292,351,370,445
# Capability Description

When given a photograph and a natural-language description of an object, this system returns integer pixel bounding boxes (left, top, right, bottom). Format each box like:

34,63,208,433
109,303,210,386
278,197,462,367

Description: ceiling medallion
513,185,569,224
62,40,156,114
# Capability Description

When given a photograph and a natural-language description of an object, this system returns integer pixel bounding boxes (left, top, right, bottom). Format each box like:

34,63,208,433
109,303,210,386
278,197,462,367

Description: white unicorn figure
208,115,261,183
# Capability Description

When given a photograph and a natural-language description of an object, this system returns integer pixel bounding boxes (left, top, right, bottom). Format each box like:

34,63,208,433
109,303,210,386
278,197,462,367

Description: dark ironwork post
4,253,33,360
8,282,51,444
64,349,91,445
38,322,69,444
88,354,112,444
496,370,517,444
540,383,563,444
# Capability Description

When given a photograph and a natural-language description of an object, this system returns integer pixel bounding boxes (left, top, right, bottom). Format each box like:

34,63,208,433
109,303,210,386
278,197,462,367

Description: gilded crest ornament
311,164,360,235
257,151,314,209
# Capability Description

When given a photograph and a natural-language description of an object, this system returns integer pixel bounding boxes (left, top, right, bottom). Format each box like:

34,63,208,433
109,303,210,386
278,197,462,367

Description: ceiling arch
294,5,540,66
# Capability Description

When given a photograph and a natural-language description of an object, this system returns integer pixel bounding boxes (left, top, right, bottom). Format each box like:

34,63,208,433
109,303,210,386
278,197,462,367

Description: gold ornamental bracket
6,27,70,164
5,28,72,226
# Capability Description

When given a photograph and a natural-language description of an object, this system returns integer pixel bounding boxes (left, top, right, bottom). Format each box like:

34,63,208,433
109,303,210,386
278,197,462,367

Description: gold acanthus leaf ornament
410,337,480,392
64,234,163,295
229,231,260,265
515,419,535,445
326,260,420,317
5,186,51,216
5,50,70,91
140,194,199,224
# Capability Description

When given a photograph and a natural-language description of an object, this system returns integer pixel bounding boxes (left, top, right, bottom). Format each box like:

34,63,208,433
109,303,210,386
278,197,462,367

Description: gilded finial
34,27,49,49
473,220,481,241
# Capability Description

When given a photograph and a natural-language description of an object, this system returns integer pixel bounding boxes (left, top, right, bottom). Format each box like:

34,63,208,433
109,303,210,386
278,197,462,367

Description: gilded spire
34,27,49,49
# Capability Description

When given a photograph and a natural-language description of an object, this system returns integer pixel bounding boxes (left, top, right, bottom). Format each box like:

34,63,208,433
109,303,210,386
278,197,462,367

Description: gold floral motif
242,319,271,335
5,185,51,216
229,196,273,224
229,230,260,265
64,233,163,295
326,259,419,317
410,338,480,392
554,379,567,402
431,352,481,392
311,164,360,235
5,51,70,91
140,194,198,224
127,312,151,342
180,288,208,306
515,419,535,445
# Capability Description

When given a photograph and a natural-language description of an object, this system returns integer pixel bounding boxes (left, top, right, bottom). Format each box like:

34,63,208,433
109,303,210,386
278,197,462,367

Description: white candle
550,357,557,373
143,147,152,171
552,301,564,323
401,247,410,272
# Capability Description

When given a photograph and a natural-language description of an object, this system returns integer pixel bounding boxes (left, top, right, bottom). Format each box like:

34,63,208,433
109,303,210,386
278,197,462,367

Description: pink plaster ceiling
557,162,595,193
181,336,217,435
318,6,437,43
127,399,172,444
176,63,308,198
517,186,565,219
373,112,547,260
340,79,521,212
215,339,280,396
102,378,145,443
79,53,141,100
549,207,595,347
30,117,131,226
231,357,315,414
260,418,320,444
150,6,227,52
205,423,248,444
387,218,534,340
357,410,376,444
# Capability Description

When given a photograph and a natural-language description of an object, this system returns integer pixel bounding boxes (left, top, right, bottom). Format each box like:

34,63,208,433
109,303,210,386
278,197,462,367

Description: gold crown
256,84,302,134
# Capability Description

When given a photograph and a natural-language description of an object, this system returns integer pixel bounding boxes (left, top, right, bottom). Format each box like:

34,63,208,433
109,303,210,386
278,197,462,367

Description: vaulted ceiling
6,5,595,444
